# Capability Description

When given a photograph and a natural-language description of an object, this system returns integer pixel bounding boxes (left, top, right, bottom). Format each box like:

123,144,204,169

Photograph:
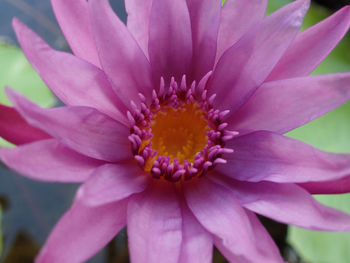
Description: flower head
2,0,350,262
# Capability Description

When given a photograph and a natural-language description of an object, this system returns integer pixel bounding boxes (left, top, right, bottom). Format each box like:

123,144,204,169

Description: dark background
314,0,349,10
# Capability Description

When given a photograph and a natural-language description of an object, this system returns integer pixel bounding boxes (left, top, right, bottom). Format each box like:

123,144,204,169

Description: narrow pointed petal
186,0,221,81
36,196,127,263
268,6,350,81
244,210,282,259
79,163,149,206
7,89,132,163
0,104,50,145
89,0,153,107
125,0,152,58
216,0,267,61
216,131,350,183
223,179,350,231
179,203,213,263
13,18,127,124
149,0,193,83
0,139,103,182
299,176,350,194
184,178,283,263
127,182,182,263
230,73,350,134
50,0,100,66
213,209,282,263
210,0,309,115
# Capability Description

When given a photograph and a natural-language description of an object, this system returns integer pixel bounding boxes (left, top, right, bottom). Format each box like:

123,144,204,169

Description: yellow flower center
150,103,209,165
128,74,235,182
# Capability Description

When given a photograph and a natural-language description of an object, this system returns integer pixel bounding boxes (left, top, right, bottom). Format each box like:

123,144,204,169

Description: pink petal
7,89,132,163
36,195,127,263
127,182,182,263
184,178,283,262
13,18,127,125
221,178,350,231
214,209,283,263
268,5,350,81
299,176,350,194
210,0,309,116
50,0,100,66
79,163,149,206
216,0,267,61
148,0,193,83
0,104,50,145
89,0,153,107
244,210,282,259
230,73,350,134
186,0,221,81
216,131,350,183
0,139,103,182
125,0,152,58
179,202,213,263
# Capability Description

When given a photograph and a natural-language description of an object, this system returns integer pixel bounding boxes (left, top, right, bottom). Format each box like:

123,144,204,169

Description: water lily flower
2,0,350,262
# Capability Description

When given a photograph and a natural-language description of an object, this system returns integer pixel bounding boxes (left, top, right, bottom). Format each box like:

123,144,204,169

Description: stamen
128,74,237,182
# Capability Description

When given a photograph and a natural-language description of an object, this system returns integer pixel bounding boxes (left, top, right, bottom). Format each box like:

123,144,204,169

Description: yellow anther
148,103,209,165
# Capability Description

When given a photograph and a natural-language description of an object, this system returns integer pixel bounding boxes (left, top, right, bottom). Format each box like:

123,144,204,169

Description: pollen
128,73,237,182
150,103,209,164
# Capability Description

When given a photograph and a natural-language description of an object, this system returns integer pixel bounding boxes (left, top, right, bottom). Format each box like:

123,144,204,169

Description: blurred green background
0,0,350,262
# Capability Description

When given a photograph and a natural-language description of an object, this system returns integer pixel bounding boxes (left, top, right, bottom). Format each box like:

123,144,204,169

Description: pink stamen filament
128,73,237,182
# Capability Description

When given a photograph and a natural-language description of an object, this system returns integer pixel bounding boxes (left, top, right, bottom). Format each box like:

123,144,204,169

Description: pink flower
1,0,350,262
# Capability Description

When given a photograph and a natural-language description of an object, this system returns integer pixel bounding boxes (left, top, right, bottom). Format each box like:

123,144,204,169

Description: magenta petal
125,0,152,58
186,0,221,81
0,104,50,145
79,163,149,206
50,0,100,66
7,89,132,162
216,0,267,61
243,210,282,259
230,73,350,134
149,0,193,83
224,179,350,231
13,18,127,124
268,6,350,81
179,203,213,263
89,0,152,107
210,0,309,115
0,139,103,182
184,178,283,262
299,176,350,194
214,209,282,263
217,131,350,183
36,195,127,263
127,182,182,263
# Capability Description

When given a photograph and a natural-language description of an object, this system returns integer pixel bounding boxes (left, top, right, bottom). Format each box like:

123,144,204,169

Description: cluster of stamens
127,73,238,182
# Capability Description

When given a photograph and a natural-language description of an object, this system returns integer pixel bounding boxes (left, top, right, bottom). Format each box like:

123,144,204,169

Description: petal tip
11,17,21,28
12,17,27,36
4,86,17,102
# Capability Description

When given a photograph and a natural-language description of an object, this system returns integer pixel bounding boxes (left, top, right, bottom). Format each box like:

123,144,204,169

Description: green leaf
0,42,56,147
287,102,350,154
0,137,13,148
266,0,291,14
0,42,55,107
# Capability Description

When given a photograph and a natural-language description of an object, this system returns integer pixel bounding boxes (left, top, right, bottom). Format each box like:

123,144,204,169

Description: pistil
128,73,237,182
